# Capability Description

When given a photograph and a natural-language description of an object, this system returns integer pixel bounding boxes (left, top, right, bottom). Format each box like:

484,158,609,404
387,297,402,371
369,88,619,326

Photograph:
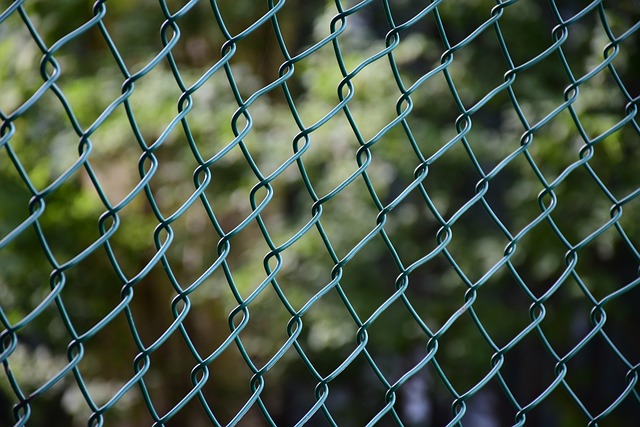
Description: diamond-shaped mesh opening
80,108,145,206
76,312,139,384
137,326,203,418
0,12,48,114
180,72,246,160
0,155,35,242
231,292,296,370
373,196,440,268
312,180,380,259
402,254,470,331
123,268,184,349
520,382,590,426
1,1,639,425
1,304,72,412
496,1,558,66
571,77,631,142
434,0,496,48
430,311,496,396
297,291,358,368
250,348,314,424
338,64,403,143
421,139,483,220
465,93,522,164
62,319,141,426
508,217,575,295
509,52,574,128
546,167,616,245
159,4,227,72
611,37,640,100
283,0,331,53
266,232,336,312
441,30,511,110
6,96,81,192
124,67,188,147
537,280,597,357
158,206,222,288
295,116,366,198
455,381,512,426
445,202,512,283
322,352,390,426
0,225,55,321
559,331,638,420
56,252,124,336
32,172,106,265
557,9,605,62
587,124,640,200
468,266,533,349
194,346,258,425
102,197,163,278
364,130,424,191
598,288,640,365
596,393,640,427
498,329,560,411
573,228,638,300
50,34,125,132
216,220,274,299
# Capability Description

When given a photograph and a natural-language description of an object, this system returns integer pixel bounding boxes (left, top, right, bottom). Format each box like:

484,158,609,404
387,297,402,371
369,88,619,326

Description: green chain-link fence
1,0,639,425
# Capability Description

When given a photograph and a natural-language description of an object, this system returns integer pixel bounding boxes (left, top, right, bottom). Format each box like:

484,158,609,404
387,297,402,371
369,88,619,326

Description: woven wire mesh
1,0,639,425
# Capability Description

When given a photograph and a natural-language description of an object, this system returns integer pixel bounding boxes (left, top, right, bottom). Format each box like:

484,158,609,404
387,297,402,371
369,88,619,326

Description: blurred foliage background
0,0,639,426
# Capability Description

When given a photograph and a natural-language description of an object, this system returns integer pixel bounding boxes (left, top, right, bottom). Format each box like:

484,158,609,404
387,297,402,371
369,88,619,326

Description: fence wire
0,0,639,426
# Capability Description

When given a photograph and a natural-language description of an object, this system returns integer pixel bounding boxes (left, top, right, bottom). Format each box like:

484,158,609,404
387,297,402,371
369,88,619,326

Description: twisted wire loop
0,0,638,426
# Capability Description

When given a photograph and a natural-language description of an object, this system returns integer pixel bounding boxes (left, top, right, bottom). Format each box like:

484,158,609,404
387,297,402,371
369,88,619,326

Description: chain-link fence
1,0,639,426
